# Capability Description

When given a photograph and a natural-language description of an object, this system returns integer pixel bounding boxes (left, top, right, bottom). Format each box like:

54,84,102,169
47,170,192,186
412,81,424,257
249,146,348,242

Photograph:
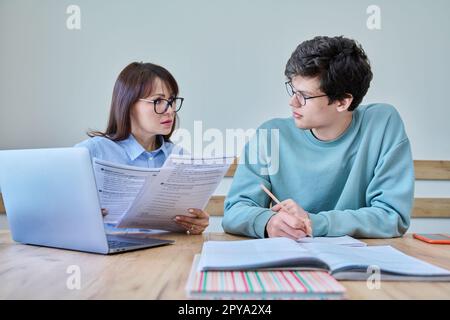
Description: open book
197,237,450,281
92,155,233,231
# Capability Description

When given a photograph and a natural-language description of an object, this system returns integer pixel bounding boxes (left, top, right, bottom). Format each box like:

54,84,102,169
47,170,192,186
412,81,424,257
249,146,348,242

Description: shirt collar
119,134,170,161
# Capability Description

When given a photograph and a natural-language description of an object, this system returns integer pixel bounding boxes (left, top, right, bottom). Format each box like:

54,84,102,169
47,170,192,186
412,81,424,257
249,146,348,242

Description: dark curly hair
285,36,373,111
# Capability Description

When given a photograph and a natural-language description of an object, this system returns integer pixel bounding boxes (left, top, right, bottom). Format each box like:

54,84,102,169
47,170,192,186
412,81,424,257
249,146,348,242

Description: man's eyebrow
290,83,316,96
293,87,315,96
299,90,315,96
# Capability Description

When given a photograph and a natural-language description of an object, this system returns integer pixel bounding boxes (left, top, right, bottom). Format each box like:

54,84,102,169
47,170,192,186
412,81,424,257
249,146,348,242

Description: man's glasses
285,81,328,106
139,97,184,114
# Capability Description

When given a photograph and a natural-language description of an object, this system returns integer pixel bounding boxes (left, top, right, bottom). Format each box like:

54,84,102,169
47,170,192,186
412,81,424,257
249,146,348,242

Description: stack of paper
186,255,346,300
92,155,233,231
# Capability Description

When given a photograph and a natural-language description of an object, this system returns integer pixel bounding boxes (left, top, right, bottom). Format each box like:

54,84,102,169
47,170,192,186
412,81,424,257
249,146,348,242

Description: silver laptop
0,147,174,254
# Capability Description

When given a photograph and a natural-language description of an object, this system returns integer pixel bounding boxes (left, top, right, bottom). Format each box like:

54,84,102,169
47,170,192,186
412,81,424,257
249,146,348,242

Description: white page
103,223,169,236
197,238,322,272
303,243,450,276
92,158,159,224
116,155,234,231
297,235,367,247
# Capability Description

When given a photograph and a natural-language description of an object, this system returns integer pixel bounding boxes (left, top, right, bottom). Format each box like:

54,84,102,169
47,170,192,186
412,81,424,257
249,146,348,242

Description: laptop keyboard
107,239,141,249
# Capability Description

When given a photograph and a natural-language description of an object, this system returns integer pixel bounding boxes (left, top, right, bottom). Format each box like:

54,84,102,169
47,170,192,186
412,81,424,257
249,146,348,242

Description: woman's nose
165,104,175,116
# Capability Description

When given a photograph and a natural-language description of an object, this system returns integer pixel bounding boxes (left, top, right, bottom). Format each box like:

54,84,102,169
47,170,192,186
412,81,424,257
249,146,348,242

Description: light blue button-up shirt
75,134,182,168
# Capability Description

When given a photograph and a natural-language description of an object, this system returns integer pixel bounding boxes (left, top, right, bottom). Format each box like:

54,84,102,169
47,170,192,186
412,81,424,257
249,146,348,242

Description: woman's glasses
139,97,184,114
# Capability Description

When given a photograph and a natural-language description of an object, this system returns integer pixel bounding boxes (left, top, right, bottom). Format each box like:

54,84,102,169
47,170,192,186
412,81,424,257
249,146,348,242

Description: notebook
197,238,450,281
297,235,367,247
186,254,347,299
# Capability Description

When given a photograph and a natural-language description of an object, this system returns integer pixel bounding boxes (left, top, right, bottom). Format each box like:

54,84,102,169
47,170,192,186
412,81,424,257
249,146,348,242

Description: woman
76,62,209,235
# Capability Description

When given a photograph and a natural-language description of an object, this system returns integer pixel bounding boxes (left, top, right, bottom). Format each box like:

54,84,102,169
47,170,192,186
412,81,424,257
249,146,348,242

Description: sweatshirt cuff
308,213,329,237
254,209,276,238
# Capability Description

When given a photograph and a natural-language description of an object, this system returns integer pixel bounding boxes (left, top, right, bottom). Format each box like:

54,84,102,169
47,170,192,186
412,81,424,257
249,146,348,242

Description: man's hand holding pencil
260,184,313,240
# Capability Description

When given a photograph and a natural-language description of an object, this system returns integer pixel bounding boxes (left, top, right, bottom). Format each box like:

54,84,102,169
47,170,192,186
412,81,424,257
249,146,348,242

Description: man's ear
336,94,353,112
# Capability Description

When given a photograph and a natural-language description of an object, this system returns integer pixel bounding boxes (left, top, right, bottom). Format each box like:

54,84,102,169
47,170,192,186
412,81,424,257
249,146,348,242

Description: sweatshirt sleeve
222,130,276,239
309,138,415,238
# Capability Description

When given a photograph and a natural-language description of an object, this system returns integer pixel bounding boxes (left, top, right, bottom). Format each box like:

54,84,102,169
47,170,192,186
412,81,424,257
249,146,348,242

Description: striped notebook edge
185,254,347,300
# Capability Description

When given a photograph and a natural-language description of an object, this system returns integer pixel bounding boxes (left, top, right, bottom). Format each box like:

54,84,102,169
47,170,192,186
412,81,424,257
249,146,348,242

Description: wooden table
1,231,449,299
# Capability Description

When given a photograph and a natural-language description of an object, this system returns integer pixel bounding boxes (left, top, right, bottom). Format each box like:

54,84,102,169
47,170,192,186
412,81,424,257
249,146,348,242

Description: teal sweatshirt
223,104,414,239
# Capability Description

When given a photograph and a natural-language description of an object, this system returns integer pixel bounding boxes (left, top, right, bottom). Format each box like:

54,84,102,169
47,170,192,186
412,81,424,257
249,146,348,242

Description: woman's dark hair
285,36,373,111
89,62,179,141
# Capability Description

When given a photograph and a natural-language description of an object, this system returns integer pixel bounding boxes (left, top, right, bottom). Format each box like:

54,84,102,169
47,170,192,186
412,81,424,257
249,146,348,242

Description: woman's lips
293,112,302,118
160,119,173,125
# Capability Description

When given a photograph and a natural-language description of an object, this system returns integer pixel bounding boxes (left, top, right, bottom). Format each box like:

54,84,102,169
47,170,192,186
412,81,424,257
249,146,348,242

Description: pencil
260,183,312,237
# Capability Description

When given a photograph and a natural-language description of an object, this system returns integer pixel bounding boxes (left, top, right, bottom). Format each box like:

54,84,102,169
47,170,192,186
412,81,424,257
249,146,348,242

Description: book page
196,237,328,272
116,155,233,231
92,158,159,224
297,235,367,247
303,243,450,277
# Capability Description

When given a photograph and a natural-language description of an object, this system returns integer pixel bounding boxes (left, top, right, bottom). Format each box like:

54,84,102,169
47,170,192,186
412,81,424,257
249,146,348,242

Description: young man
223,36,414,239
